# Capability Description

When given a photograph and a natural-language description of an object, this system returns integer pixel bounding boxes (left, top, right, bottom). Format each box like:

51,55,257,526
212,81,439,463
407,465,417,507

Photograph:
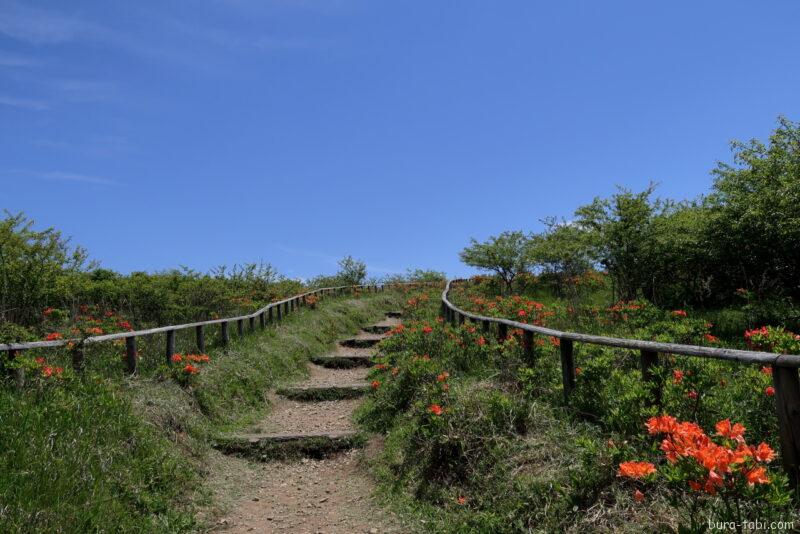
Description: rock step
362,324,393,334
214,431,366,461
311,354,374,368
338,335,384,348
277,383,369,401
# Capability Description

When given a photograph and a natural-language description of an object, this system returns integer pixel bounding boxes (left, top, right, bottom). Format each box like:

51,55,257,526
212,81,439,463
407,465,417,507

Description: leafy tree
527,218,597,296
336,255,367,286
705,116,800,301
459,231,531,293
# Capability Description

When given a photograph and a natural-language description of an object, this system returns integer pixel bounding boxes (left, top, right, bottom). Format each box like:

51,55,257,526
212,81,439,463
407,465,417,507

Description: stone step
338,334,384,348
214,430,365,460
361,324,393,334
277,383,370,401
311,354,374,368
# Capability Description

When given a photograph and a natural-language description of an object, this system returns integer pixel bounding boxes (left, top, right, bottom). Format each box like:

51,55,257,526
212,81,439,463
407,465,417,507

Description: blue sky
2,1,799,280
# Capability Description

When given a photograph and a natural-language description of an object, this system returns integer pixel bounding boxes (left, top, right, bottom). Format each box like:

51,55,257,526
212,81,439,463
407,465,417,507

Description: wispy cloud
0,52,38,68
0,2,95,44
38,171,118,186
0,94,48,110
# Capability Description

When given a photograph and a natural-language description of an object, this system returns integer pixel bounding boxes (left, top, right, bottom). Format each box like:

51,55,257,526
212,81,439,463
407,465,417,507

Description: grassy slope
0,291,402,533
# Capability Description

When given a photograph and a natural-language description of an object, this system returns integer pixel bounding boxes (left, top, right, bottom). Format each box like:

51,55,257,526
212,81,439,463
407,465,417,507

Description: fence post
249,316,256,332
640,349,661,405
6,349,24,388
268,307,274,324
196,325,205,353
773,365,800,489
522,331,534,365
276,304,282,323
237,318,245,338
283,301,289,315
126,336,138,375
560,338,575,402
166,330,176,365
72,344,85,372
259,312,266,329
498,323,508,343
458,313,465,326
220,322,229,346
450,310,458,327
440,301,446,319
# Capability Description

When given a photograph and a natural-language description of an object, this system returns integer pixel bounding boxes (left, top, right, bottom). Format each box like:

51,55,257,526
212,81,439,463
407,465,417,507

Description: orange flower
422,325,433,334
183,364,200,375
686,390,698,400
765,386,775,397
391,367,400,376
745,466,770,486
456,495,467,505
752,442,775,463
673,369,684,384
618,461,656,479
436,372,449,382
428,404,443,416
171,353,183,363
45,332,63,341
715,419,746,443
374,363,388,371
761,366,773,376
633,489,645,503
575,367,582,376
371,380,381,390
476,336,486,346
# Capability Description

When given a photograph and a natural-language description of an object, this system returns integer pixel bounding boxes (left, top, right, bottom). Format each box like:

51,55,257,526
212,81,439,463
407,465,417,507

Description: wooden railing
1,283,394,376
441,279,800,485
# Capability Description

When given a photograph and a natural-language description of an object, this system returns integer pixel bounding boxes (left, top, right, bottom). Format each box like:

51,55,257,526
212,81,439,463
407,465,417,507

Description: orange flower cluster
428,404,443,416
618,461,656,479
638,414,775,494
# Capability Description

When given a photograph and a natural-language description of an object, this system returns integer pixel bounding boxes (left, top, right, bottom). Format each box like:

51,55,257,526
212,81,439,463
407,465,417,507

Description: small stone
252,497,259,502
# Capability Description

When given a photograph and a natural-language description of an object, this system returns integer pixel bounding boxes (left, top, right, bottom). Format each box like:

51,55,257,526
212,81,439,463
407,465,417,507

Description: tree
459,231,531,293
335,255,367,286
527,218,596,296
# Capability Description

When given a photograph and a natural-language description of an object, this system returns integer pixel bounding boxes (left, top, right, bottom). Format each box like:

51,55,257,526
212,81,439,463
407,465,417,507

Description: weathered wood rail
1,283,396,375
441,279,800,486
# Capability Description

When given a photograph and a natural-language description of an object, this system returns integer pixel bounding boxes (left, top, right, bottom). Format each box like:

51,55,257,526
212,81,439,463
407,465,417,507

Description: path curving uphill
212,312,404,534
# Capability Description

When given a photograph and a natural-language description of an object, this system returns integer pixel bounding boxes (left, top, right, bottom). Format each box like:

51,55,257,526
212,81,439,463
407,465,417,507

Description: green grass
0,291,403,533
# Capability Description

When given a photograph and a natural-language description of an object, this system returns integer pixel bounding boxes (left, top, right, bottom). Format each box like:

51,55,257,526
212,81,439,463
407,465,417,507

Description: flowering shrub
169,353,211,384
745,326,800,354
618,415,791,527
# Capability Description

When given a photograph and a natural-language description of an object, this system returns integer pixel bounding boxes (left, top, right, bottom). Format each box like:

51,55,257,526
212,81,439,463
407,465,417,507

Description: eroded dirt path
210,315,404,534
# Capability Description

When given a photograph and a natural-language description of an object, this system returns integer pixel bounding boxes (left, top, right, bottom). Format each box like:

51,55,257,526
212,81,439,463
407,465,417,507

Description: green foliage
459,231,531,293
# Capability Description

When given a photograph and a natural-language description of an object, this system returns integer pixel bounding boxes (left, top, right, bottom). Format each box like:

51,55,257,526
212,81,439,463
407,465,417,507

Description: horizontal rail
0,282,407,351
442,279,800,367
441,278,800,486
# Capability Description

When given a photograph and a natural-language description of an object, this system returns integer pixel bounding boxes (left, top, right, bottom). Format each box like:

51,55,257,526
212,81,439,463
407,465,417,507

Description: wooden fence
0,283,394,378
440,279,800,486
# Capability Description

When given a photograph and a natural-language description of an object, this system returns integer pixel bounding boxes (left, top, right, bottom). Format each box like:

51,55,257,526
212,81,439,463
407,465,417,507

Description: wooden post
640,349,661,405
196,325,205,353
221,322,229,347
249,316,256,332
450,310,458,327
498,323,508,343
126,336,138,375
283,301,289,315
268,307,274,324
259,312,266,329
458,313,465,326
773,365,800,489
276,304,282,323
166,330,176,365
237,318,245,338
522,331,534,365
482,320,491,333
72,344,85,372
560,339,575,401
7,349,24,388
440,301,446,319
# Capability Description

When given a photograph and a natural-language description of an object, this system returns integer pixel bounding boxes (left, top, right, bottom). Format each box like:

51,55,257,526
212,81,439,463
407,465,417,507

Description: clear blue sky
2,1,799,280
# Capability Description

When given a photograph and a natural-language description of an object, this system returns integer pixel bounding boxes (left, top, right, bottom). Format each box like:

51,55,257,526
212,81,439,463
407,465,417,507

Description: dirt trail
211,316,405,534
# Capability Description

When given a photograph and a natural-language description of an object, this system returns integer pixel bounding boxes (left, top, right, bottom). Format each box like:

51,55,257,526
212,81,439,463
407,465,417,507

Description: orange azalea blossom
456,496,467,505
761,366,773,375
745,466,770,486
428,404,444,416
765,386,775,397
575,367,582,376
477,336,486,346
171,354,183,363
391,367,400,376
715,419,746,442
633,489,645,503
45,332,63,341
686,390,698,400
437,372,450,382
618,461,656,479
183,364,200,375
374,363,388,371
422,325,433,334
371,380,381,390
